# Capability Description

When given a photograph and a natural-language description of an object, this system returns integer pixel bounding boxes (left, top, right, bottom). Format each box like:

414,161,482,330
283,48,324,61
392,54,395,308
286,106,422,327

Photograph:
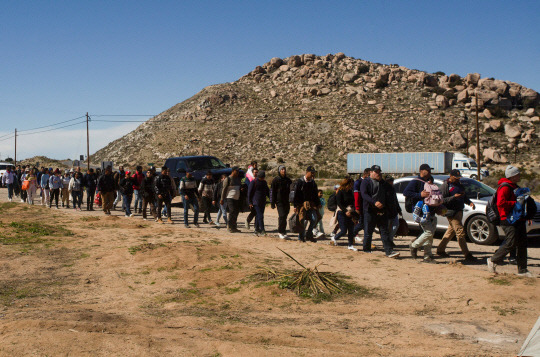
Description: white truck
347,152,488,179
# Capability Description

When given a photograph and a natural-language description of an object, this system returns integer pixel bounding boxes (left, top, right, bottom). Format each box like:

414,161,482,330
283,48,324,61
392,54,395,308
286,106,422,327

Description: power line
17,121,86,136
0,135,14,142
17,115,86,133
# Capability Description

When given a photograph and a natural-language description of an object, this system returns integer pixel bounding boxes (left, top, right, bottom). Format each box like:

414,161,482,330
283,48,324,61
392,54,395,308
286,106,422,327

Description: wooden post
475,91,481,180
86,112,90,170
14,128,17,166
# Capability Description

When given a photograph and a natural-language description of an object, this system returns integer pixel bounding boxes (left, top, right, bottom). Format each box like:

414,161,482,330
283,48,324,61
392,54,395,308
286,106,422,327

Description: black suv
164,155,242,186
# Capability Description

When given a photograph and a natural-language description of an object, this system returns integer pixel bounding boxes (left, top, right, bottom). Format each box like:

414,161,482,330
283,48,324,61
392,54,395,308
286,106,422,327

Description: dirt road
0,189,538,356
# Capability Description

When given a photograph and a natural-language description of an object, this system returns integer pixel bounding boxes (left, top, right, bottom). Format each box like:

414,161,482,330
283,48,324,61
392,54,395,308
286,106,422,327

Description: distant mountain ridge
92,53,539,175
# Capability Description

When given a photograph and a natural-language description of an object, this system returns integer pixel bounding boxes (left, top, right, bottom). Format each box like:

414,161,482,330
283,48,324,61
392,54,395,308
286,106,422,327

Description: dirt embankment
0,199,538,356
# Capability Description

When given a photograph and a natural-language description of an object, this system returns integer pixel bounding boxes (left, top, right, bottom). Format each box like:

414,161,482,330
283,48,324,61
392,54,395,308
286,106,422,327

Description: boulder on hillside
468,146,479,159
525,108,536,117
269,57,283,68
417,73,438,87
483,148,508,163
287,55,303,67
521,88,540,106
251,66,266,75
457,89,468,103
448,73,461,83
483,108,492,119
449,131,467,148
489,119,503,131
475,89,498,103
505,124,522,138
435,95,449,108
465,73,481,86
333,52,346,62
342,73,357,82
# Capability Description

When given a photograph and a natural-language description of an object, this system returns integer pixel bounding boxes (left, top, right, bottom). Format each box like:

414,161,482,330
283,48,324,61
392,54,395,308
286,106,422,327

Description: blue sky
1,1,539,160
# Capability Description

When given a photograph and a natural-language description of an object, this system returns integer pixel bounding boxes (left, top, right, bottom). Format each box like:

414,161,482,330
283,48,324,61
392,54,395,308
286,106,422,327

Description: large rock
287,55,303,67
448,73,461,83
333,52,346,62
504,124,522,138
435,95,449,108
449,131,467,148
489,119,503,131
475,89,498,103
520,87,539,105
483,148,508,163
269,57,283,68
417,72,437,87
483,108,493,119
342,73,357,82
457,89,468,103
525,108,536,117
465,73,481,86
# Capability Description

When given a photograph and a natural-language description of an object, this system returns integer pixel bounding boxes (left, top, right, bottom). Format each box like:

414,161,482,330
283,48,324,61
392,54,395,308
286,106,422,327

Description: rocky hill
92,53,540,176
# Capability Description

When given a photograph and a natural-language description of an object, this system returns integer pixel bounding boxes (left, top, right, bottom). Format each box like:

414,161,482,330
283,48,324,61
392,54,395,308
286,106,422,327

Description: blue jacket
248,179,269,207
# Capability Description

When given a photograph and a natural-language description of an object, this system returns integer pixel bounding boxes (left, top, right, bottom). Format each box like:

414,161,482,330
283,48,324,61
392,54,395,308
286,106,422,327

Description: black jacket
154,174,174,198
271,174,292,205
97,173,116,193
440,179,471,216
119,177,135,196
140,176,156,200
293,177,319,208
385,183,401,218
336,189,355,212
83,173,97,190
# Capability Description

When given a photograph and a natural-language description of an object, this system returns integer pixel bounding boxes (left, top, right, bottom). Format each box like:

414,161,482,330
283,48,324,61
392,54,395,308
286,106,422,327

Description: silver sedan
393,175,540,245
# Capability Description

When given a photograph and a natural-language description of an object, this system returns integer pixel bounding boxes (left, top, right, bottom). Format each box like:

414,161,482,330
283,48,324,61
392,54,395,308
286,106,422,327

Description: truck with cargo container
347,152,488,179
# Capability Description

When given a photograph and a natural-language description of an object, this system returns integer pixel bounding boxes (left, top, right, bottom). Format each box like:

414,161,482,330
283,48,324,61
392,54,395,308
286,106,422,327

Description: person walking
213,174,228,228
384,175,402,248
221,167,242,233
404,164,435,262
39,167,50,206
140,169,157,221
69,171,83,211
270,165,292,239
244,168,259,230
312,189,326,239
353,168,371,242
361,165,399,258
61,170,71,208
331,177,359,251
25,169,38,205
97,166,116,215
487,166,533,277
119,171,135,217
83,168,98,211
437,170,477,261
292,166,320,243
198,171,215,224
248,170,270,236
154,166,175,224
132,166,145,214
2,166,15,202
179,169,200,228
49,169,63,209
113,166,125,210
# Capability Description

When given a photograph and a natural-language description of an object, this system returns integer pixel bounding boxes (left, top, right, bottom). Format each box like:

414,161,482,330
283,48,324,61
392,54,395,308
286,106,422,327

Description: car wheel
470,175,478,180
466,215,498,245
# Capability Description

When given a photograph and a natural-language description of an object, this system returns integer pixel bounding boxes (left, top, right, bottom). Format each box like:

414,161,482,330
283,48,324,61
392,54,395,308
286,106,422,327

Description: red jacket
496,177,517,221
132,172,144,190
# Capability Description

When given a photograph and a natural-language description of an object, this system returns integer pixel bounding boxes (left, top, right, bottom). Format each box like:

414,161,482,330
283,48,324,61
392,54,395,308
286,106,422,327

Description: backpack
327,193,337,212
405,179,425,213
486,182,511,225
424,182,443,206
289,178,302,204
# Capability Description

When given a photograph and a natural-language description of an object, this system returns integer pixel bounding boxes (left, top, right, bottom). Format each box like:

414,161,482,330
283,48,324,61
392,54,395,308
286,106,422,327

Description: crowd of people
1,160,534,277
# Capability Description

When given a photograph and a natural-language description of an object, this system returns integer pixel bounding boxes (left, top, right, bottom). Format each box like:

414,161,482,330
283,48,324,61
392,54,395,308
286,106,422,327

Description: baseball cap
419,164,432,172
450,169,461,177
125,170,131,175
306,166,317,173
371,165,381,172
186,168,193,173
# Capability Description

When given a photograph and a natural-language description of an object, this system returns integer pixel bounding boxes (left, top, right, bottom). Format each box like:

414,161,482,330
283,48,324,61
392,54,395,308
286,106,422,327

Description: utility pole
86,112,90,170
475,91,481,180
14,128,17,166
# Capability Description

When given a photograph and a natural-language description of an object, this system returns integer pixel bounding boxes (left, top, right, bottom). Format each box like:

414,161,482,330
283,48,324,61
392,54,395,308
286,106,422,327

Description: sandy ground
0,188,539,357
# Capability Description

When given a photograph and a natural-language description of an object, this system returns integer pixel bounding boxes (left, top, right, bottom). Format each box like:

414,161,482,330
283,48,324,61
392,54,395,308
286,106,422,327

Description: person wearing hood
488,166,533,277
132,166,145,214
140,169,157,221
69,171,83,210
83,168,98,211
271,165,292,239
61,170,71,208
248,170,270,236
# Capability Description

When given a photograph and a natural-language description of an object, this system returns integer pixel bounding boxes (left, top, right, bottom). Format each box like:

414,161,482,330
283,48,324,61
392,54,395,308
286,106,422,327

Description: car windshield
469,161,478,168
461,179,496,199
186,157,226,171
